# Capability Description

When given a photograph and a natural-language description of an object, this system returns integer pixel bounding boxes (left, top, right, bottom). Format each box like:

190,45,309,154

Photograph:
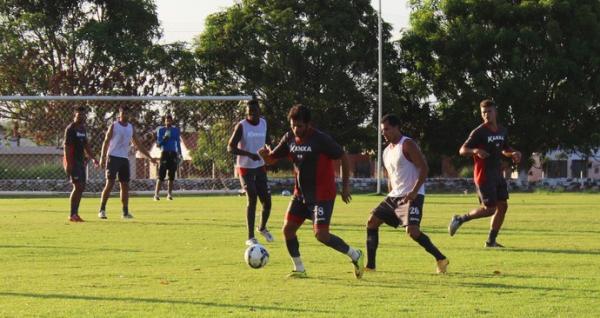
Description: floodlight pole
376,0,383,194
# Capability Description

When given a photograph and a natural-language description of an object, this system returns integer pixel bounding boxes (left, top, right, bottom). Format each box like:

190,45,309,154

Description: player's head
381,114,402,143
479,99,497,124
246,99,260,122
164,114,173,126
118,105,130,121
288,104,311,138
73,106,87,124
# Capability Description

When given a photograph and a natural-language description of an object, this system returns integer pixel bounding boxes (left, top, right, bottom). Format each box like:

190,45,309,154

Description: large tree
194,0,400,152
400,0,600,173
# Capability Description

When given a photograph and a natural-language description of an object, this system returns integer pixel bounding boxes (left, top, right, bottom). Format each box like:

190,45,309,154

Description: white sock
292,257,305,272
347,247,359,261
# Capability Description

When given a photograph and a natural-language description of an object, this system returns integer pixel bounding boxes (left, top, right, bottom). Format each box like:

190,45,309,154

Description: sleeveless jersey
384,136,425,197
107,121,133,159
236,118,267,169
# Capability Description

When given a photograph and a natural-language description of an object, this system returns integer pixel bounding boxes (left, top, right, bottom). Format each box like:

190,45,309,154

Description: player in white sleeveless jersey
98,106,157,219
365,114,449,274
228,99,273,246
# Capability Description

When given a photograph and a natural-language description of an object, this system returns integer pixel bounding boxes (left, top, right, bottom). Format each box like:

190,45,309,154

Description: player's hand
474,149,489,159
341,184,352,204
248,153,261,161
400,190,417,205
92,158,100,168
258,146,277,165
511,151,522,164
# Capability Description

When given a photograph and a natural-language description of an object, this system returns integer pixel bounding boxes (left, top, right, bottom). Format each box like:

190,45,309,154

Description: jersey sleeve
270,132,291,159
63,126,75,146
320,133,344,159
463,128,482,149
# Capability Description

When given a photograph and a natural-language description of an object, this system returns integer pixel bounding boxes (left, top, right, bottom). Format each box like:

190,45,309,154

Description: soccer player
448,99,521,247
365,114,449,273
227,99,273,246
259,104,364,279
154,114,182,201
98,106,157,219
63,106,99,222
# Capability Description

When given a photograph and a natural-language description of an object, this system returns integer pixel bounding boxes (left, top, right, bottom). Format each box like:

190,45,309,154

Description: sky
155,0,411,44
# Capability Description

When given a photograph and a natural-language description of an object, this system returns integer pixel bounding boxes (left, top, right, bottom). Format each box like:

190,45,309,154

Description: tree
400,0,600,174
0,0,198,145
194,0,400,152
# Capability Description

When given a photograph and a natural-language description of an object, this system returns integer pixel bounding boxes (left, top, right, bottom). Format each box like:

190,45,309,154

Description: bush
0,163,64,179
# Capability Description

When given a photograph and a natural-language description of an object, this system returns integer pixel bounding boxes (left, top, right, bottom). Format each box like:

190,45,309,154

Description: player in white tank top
364,114,448,274
98,106,157,219
227,100,273,245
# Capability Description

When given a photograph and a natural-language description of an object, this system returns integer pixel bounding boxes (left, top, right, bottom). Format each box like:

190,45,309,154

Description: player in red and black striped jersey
448,99,521,247
260,104,364,279
63,106,98,222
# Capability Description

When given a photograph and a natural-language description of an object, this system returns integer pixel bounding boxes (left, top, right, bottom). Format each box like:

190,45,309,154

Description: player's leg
449,183,497,236
119,159,132,218
69,163,86,221
255,168,273,241
487,179,509,247
366,197,399,270
99,157,118,218
166,154,176,199
240,169,258,244
283,198,307,277
312,201,364,279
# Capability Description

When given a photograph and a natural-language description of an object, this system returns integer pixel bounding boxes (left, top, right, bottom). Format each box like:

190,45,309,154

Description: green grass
1,193,599,317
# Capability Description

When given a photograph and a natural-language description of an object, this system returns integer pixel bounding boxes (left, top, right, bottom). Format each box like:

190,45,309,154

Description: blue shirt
156,126,182,154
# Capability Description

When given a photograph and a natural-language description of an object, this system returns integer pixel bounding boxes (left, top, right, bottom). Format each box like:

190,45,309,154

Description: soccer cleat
352,249,365,279
257,228,274,242
286,270,307,279
69,215,84,222
245,238,258,246
98,210,107,219
436,258,449,274
167,194,173,200
122,213,134,219
448,215,462,236
485,241,505,248
153,195,160,201
364,267,376,273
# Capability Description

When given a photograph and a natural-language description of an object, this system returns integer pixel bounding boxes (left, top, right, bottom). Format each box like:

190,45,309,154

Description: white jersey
384,136,425,197
107,121,133,159
236,118,267,169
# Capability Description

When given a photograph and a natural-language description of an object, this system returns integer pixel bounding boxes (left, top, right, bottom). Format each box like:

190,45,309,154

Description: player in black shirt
260,104,364,279
448,99,521,247
63,106,98,222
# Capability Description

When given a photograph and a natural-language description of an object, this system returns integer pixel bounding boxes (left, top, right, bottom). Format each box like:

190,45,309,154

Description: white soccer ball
281,190,291,196
244,244,269,269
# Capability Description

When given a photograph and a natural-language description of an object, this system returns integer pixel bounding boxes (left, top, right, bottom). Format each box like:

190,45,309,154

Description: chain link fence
0,96,255,192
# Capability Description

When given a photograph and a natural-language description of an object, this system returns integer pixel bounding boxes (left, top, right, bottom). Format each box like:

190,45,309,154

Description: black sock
460,214,470,223
323,234,350,254
258,196,271,231
366,228,379,269
70,199,79,216
123,206,129,215
285,237,300,257
413,232,446,261
100,202,106,211
247,194,257,238
487,229,499,243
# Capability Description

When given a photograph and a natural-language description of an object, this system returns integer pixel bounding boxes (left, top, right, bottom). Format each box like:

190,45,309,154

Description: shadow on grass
0,292,332,314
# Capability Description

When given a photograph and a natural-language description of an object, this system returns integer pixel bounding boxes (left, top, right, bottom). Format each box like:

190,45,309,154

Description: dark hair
287,104,311,123
247,99,259,109
164,114,173,120
75,106,87,113
119,105,130,112
381,114,401,128
480,99,496,108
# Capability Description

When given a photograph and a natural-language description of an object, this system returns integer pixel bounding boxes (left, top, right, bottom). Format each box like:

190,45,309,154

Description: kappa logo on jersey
76,132,86,138
247,131,266,138
487,135,504,143
290,145,312,153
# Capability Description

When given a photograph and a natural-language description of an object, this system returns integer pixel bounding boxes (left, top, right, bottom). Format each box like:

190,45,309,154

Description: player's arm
459,130,489,159
156,127,164,147
63,128,74,175
501,135,521,163
84,142,98,167
401,139,428,204
176,128,183,157
132,126,156,163
259,133,289,165
227,123,260,161
99,123,114,167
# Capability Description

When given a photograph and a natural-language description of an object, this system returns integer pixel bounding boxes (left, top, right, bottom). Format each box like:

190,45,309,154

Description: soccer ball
244,244,269,269
281,190,291,196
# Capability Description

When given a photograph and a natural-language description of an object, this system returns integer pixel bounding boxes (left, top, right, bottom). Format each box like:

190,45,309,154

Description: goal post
0,95,253,194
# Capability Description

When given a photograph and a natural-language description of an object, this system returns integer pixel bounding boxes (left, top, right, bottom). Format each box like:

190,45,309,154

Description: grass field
0,193,599,317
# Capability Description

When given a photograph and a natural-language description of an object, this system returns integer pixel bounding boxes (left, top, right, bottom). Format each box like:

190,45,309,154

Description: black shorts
476,178,509,207
70,161,86,184
158,151,178,181
239,167,271,199
372,194,425,228
285,196,334,229
106,156,130,182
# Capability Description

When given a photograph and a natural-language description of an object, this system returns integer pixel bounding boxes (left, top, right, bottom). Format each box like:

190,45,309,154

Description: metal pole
376,0,383,194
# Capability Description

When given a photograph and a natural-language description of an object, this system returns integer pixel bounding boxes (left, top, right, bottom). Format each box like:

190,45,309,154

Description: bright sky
155,0,411,44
